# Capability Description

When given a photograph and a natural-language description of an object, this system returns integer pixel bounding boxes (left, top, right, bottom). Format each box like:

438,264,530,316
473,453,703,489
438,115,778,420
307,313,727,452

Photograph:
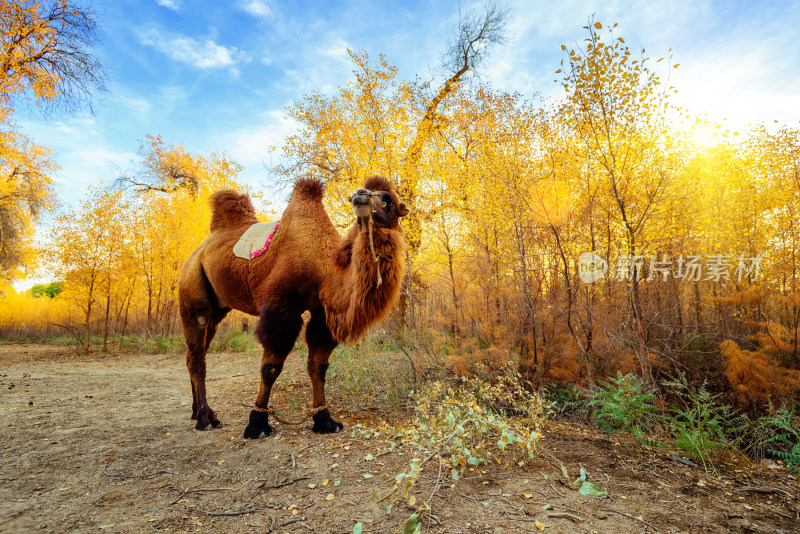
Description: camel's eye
382,201,387,208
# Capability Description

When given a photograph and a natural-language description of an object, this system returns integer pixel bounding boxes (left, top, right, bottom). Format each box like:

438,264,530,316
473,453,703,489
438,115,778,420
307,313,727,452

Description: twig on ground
187,482,247,494
734,486,793,497
497,498,525,515
526,500,591,518
141,468,177,478
169,489,188,505
281,517,304,526
291,454,296,469
102,465,128,478
297,442,322,454
259,476,310,489
671,456,699,469
547,512,586,522
548,482,564,497
602,508,660,533
427,451,444,503
375,449,393,458
198,508,257,517
265,516,276,533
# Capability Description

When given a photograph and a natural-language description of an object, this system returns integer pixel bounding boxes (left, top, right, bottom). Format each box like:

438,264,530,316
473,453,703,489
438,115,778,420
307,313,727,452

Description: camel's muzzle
349,188,373,218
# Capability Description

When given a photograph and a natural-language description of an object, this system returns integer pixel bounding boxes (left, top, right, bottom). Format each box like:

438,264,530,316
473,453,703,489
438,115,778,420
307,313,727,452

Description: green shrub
327,343,416,409
143,334,185,354
750,404,800,475
210,330,258,352
588,372,658,440
662,372,744,472
544,382,589,421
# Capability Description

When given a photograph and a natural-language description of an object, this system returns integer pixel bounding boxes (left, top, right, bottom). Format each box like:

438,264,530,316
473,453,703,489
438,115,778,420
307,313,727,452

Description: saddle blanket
232,221,281,260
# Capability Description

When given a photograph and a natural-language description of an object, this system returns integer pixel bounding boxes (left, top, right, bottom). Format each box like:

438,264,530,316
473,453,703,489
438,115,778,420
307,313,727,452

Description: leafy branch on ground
354,373,546,532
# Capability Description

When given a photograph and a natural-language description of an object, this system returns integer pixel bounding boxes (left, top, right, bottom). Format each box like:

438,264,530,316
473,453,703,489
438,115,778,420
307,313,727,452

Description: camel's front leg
242,354,285,439
182,309,227,430
244,297,303,439
306,308,343,434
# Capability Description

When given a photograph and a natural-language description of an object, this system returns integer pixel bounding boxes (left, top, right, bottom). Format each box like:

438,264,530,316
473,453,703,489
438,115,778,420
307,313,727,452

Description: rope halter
349,188,388,287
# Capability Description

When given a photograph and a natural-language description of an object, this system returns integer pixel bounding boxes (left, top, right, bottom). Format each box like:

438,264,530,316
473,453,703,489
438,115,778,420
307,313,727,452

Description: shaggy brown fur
178,176,409,437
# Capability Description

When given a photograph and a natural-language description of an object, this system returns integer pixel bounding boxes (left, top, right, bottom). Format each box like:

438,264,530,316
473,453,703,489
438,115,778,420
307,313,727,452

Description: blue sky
16,0,800,212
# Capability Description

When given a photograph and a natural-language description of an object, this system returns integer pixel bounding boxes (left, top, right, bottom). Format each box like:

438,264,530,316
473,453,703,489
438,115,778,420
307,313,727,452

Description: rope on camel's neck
367,206,382,287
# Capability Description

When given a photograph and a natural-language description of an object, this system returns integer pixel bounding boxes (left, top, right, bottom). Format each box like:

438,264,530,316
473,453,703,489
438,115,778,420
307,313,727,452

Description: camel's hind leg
305,308,342,433
243,295,304,439
179,269,229,430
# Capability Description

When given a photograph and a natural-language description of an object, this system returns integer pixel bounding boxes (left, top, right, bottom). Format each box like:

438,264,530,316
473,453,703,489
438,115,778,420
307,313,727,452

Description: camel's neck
322,225,405,343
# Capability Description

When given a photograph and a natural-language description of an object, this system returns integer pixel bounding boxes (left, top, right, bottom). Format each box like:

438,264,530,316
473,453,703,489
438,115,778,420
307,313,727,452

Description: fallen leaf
535,519,547,530
522,493,533,499
325,493,335,501
578,480,607,497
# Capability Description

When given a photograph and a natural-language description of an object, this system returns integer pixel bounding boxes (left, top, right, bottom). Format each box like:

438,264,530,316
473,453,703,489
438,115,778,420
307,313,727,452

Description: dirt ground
0,345,798,534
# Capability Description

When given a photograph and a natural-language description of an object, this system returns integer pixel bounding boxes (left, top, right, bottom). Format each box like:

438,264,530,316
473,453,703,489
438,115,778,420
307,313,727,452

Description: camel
178,176,409,438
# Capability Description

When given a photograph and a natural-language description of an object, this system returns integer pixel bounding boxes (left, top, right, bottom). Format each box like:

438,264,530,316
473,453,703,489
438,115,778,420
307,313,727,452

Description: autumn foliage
1,15,799,411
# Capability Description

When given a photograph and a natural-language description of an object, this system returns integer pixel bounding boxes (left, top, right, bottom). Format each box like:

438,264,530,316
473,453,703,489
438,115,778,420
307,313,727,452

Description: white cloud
209,110,302,208
241,0,271,17
52,148,137,190
139,28,247,70
155,0,181,11
323,38,349,59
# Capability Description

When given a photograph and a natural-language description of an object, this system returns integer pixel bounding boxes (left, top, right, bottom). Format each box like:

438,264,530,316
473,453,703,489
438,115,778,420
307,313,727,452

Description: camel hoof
195,419,221,431
243,409,273,439
194,407,221,430
312,410,344,434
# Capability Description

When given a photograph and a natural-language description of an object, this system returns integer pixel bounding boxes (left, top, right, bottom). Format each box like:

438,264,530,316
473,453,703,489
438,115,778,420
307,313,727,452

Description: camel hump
208,189,259,232
292,176,325,202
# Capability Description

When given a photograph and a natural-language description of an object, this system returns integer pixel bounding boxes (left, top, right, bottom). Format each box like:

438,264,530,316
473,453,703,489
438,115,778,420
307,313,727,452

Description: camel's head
348,176,410,230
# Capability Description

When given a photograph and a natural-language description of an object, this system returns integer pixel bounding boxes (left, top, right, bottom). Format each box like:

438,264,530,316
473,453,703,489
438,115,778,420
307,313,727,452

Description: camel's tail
291,176,325,202
208,189,259,232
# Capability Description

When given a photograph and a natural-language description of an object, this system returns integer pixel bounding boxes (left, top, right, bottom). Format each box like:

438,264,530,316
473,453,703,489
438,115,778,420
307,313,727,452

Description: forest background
1,0,800,435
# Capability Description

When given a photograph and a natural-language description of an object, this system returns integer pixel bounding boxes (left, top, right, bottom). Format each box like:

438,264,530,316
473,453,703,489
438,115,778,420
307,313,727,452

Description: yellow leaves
0,125,57,282
594,22,602,29
0,0,101,112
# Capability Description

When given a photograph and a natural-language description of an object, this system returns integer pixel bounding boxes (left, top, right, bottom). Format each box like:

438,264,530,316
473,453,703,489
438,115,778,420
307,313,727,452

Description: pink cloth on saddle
250,220,281,259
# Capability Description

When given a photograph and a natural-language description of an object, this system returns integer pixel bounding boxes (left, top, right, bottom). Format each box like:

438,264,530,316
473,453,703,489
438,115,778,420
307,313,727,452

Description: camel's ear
398,202,410,217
